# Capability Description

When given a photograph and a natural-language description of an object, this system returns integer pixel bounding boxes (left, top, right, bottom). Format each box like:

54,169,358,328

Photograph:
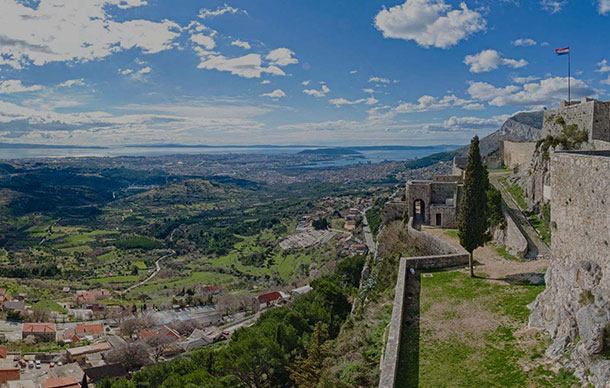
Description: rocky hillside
405,111,544,169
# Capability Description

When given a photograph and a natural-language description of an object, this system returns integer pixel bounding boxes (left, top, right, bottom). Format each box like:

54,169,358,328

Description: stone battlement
542,98,610,143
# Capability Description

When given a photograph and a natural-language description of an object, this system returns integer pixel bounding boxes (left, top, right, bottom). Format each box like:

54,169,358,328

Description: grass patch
444,229,459,239
527,213,551,245
32,300,67,314
133,261,148,270
89,275,140,285
499,177,528,210
398,270,578,388
496,245,521,262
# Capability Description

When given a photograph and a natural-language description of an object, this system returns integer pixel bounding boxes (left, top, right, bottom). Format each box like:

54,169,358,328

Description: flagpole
568,50,572,106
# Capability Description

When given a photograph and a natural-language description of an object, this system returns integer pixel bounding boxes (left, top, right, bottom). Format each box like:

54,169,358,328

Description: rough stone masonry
528,151,610,388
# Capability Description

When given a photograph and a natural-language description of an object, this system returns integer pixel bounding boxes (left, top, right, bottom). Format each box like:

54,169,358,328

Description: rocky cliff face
478,111,544,157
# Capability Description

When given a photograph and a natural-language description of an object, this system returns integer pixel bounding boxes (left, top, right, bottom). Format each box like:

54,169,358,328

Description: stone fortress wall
528,150,610,387
501,140,537,170
542,98,610,144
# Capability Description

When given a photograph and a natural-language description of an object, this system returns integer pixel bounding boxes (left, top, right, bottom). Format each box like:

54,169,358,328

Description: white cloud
301,80,310,86
58,79,85,88
303,84,330,98
511,38,536,47
512,75,540,84
600,0,610,14
261,80,271,85
540,0,566,14
329,96,378,107
463,103,485,110
467,77,596,107
191,34,216,50
119,68,134,75
0,0,180,69
265,48,298,66
394,94,472,113
260,89,286,99
349,70,358,74
198,5,246,19
597,59,610,73
139,66,152,74
374,0,486,49
196,53,285,79
363,88,375,93
369,76,390,84
464,49,527,73
426,115,508,132
231,40,251,50
0,80,43,94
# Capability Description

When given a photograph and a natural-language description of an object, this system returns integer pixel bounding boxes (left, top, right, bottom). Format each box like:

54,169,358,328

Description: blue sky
0,0,609,146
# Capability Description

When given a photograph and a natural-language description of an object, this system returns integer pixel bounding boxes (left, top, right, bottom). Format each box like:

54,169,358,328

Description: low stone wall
378,256,408,388
378,219,469,388
406,218,466,256
494,209,528,258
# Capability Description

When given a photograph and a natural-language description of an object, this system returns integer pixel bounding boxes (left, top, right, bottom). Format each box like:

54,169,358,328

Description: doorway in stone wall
436,213,442,226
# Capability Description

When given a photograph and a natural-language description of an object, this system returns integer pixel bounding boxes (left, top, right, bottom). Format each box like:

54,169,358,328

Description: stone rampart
383,201,407,223
502,140,536,170
528,150,610,387
494,208,528,258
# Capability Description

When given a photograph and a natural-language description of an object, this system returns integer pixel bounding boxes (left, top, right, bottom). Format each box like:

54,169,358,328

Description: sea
0,145,459,167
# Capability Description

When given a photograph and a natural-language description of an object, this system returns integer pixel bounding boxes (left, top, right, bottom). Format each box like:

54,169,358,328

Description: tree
145,334,174,362
290,323,331,388
458,136,490,277
81,374,89,388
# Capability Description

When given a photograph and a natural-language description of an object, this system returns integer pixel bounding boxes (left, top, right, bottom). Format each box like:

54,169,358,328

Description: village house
63,322,105,343
66,342,111,364
7,381,37,388
84,363,127,384
42,377,81,388
75,289,110,306
197,285,220,297
3,301,25,312
0,367,20,384
49,363,85,383
22,323,56,342
257,291,285,310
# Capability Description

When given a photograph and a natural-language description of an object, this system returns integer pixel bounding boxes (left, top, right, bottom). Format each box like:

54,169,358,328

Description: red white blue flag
555,47,570,55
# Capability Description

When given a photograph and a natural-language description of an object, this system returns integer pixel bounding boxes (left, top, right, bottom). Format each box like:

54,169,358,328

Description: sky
0,0,609,147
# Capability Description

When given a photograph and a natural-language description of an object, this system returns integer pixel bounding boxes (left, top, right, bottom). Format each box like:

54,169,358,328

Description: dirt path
422,226,548,284
118,250,175,295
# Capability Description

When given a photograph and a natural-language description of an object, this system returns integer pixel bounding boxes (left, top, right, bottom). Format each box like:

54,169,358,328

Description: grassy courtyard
399,270,579,388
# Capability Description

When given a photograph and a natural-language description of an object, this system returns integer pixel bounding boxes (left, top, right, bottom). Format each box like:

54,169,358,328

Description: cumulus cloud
260,89,286,98
349,70,358,74
512,75,540,84
329,97,378,107
374,0,486,49
301,80,310,86
0,80,43,94
265,48,298,66
363,88,375,93
231,40,251,50
58,79,85,88
600,0,610,14
394,94,472,113
261,80,271,85
369,76,390,84
540,0,566,14
139,66,152,74
303,84,330,98
463,50,527,73
198,4,246,19
511,38,536,47
191,34,216,50
467,77,595,107
597,59,610,85
197,53,286,78
0,0,180,69
426,114,508,132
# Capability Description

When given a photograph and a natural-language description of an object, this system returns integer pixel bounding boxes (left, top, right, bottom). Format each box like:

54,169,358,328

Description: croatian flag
555,47,570,56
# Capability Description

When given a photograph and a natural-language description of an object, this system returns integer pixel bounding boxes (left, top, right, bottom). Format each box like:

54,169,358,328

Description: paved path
118,251,175,295
489,172,551,260
362,208,376,255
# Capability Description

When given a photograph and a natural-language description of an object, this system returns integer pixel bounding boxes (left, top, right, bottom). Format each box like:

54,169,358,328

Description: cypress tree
81,374,89,388
458,135,490,277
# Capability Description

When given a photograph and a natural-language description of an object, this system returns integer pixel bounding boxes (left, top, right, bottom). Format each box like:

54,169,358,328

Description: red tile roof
257,292,283,305
139,328,156,339
42,377,81,388
0,368,20,384
23,323,56,333
75,322,103,336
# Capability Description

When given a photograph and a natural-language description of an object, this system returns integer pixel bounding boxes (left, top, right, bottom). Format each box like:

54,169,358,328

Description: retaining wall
494,208,528,258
